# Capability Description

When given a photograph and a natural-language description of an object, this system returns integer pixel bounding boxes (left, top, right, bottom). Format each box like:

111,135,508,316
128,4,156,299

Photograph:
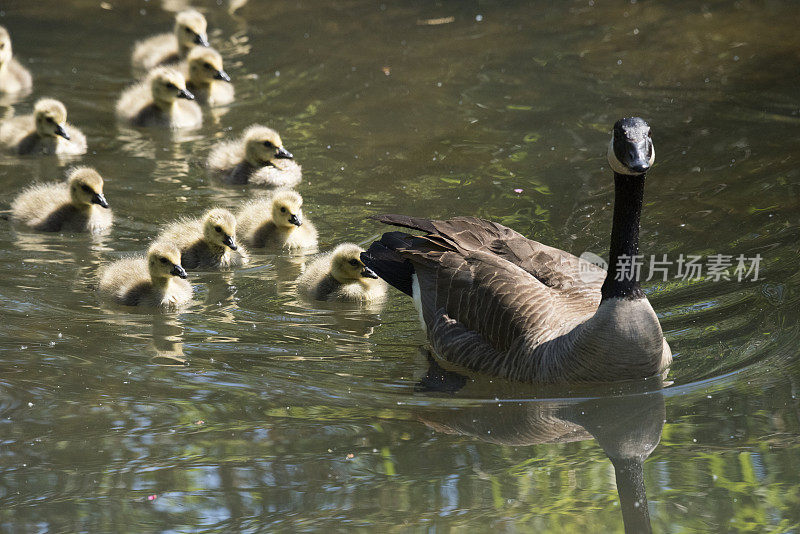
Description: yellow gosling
297,243,387,303
99,243,192,309
207,124,301,187
131,9,209,71
11,167,112,233
183,46,233,106
0,26,32,94
237,190,317,250
0,98,87,155
116,67,202,128
154,208,249,270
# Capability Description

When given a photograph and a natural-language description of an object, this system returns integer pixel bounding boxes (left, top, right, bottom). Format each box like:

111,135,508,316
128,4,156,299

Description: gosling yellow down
0,98,87,155
297,243,387,302
237,190,317,250
116,67,201,128
0,26,33,94
99,243,191,309
207,125,301,187
131,9,209,71
11,167,112,233
183,47,233,106
154,208,249,270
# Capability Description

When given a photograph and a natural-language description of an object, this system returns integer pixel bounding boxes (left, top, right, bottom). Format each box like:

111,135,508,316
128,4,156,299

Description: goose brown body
363,118,672,383
11,167,112,233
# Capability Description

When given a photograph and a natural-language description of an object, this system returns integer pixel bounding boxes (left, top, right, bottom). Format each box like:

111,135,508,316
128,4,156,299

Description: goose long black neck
601,172,646,301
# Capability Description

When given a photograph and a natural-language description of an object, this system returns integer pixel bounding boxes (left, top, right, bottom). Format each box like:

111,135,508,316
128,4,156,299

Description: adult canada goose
11,167,112,233
362,117,672,383
154,208,248,269
0,26,33,94
183,47,233,106
99,242,191,309
115,67,201,128
0,98,87,155
297,243,387,302
237,190,318,250
207,124,301,187
131,9,209,72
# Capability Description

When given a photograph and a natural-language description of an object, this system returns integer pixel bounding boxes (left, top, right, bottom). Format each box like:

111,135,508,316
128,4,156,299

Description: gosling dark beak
288,214,302,227
222,235,238,250
178,88,195,100
91,193,109,209
171,264,188,279
54,124,70,140
194,33,210,47
275,147,293,159
214,70,231,82
361,266,379,279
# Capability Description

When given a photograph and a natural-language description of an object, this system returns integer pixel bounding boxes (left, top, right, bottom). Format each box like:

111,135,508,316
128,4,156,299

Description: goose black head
607,117,654,176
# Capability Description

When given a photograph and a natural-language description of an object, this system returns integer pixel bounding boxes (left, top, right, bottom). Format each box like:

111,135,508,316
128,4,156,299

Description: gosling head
174,9,209,50
0,26,12,68
330,243,379,284
147,243,187,281
187,47,230,86
68,167,109,209
271,190,304,229
148,67,194,106
608,117,655,176
243,125,294,167
202,208,238,250
34,98,70,140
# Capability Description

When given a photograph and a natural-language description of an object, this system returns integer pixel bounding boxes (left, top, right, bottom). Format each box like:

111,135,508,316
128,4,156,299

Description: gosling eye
185,27,193,34
81,185,92,193
47,117,55,124
280,207,286,213
263,141,274,148
204,62,214,69
165,82,178,90
214,225,222,233
348,259,359,267
160,257,169,264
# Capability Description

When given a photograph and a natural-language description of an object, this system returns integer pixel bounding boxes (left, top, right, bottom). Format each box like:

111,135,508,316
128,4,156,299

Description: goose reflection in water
415,357,665,534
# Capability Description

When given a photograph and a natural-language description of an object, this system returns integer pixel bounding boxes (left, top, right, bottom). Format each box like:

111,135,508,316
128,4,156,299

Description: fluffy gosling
154,208,249,270
184,47,233,106
297,243,387,302
116,67,201,128
131,9,209,71
99,243,191,309
0,26,32,94
207,125,301,187
0,98,87,155
237,190,317,250
11,167,112,233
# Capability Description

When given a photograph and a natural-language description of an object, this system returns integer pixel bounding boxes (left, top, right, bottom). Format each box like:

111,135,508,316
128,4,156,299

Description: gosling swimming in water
237,190,318,250
99,243,191,309
207,125,301,187
297,243,387,302
116,67,201,129
131,9,209,72
0,98,87,155
0,26,33,94
11,167,112,233
154,208,248,270
183,47,233,106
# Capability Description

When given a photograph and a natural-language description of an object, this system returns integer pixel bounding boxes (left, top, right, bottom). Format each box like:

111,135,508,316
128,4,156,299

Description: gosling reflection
149,315,187,365
416,360,664,534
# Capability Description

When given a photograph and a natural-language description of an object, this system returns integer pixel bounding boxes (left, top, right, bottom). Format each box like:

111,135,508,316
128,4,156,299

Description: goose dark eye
166,82,177,90
47,117,55,123
185,27,193,34
280,207,286,213
204,62,213,69
160,257,169,264
348,259,359,267
81,185,92,193
215,225,222,233
263,141,273,148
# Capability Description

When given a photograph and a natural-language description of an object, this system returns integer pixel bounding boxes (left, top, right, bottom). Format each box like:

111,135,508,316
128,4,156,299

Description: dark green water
1,0,799,531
